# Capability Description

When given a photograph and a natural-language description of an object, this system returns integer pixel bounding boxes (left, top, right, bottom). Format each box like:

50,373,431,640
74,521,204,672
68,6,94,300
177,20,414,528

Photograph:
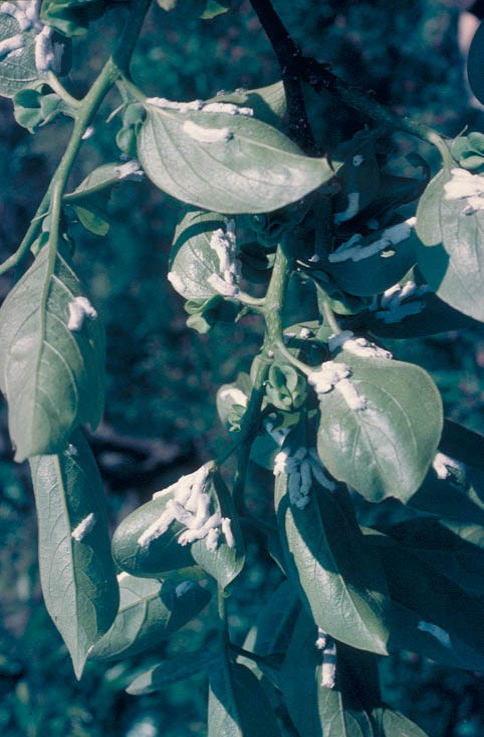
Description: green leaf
440,420,484,470
112,466,244,589
327,225,418,297
73,205,110,236
29,429,118,678
190,473,245,589
415,167,484,321
371,708,429,737
89,575,210,661
468,21,484,105
315,355,442,503
169,209,228,299
275,477,392,654
331,131,381,221
209,660,281,737
126,647,221,694
112,497,195,580
13,85,72,132
156,0,232,19
368,533,484,666
137,100,336,214
451,133,484,174
208,81,287,131
0,246,105,461
415,169,448,247
0,13,40,98
367,290,481,339
41,0,107,36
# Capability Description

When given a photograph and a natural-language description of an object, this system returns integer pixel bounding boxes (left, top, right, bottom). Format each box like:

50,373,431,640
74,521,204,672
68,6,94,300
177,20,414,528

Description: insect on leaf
137,99,337,214
0,246,104,461
29,429,118,678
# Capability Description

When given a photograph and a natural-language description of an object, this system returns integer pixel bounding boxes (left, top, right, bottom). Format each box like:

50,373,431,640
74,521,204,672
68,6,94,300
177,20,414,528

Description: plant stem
231,356,270,514
229,643,268,667
0,0,151,278
249,0,317,154
263,245,291,342
320,296,341,335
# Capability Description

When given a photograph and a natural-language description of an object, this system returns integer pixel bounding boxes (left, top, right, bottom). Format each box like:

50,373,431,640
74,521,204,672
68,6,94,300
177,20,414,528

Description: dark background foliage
0,1,483,735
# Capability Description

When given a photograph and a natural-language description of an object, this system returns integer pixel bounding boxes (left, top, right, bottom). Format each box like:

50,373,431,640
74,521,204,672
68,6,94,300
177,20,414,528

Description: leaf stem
46,71,81,109
0,189,51,275
320,296,341,335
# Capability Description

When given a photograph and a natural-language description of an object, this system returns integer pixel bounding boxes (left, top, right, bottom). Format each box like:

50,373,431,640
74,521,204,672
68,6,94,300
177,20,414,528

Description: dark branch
249,0,318,155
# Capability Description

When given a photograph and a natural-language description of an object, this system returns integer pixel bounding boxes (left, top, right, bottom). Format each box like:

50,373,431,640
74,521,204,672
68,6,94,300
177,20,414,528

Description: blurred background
0,1,483,735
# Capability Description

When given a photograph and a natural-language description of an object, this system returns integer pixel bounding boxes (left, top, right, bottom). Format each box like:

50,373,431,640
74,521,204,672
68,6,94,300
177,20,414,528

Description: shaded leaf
89,575,210,661
0,14,40,98
127,647,220,694
468,21,484,105
0,246,105,461
138,100,336,214
275,477,392,654
315,355,442,502
209,659,281,736
29,429,118,678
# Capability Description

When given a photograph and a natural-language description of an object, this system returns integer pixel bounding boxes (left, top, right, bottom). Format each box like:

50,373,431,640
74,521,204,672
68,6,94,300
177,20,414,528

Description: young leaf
41,0,107,37
275,477,392,654
89,575,211,661
0,246,105,461
126,648,221,695
137,100,336,214
209,659,282,737
169,209,228,299
315,355,443,503
29,429,119,679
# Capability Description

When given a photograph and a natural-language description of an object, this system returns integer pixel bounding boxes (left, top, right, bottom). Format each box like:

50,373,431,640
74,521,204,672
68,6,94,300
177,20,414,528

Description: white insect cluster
67,296,98,332
137,464,235,553
432,452,464,480
218,386,248,408
115,160,144,181
371,281,429,324
0,1,61,73
417,620,452,649
207,219,241,298
315,629,337,688
308,331,392,410
146,97,253,117
182,120,233,144
444,167,484,215
273,446,335,509
329,217,416,263
71,513,96,542
327,330,393,360
334,191,360,224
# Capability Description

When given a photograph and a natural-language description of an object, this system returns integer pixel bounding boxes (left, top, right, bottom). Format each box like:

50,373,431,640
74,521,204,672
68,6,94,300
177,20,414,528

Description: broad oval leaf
275,477,392,654
169,209,228,299
112,469,244,589
316,355,443,503
415,169,448,246
89,574,210,661
29,429,118,678
137,100,336,214
468,21,484,105
0,247,105,461
371,708,429,737
209,659,281,737
211,81,287,131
